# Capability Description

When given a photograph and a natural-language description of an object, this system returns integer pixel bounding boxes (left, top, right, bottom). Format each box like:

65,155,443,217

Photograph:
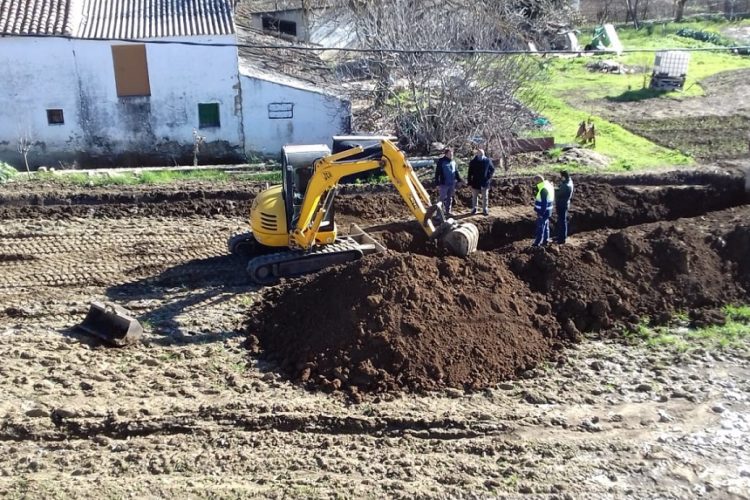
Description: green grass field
528,19,750,171
629,305,750,351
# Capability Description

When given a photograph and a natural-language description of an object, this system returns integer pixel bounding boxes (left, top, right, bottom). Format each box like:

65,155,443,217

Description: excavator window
284,162,335,231
291,166,312,225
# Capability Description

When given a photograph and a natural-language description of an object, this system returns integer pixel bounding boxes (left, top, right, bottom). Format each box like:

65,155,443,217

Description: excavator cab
282,144,334,232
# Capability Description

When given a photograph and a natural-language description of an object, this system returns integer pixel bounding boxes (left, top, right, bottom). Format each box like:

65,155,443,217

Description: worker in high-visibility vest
532,174,555,247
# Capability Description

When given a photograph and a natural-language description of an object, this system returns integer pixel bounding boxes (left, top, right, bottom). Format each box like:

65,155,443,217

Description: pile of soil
247,253,559,395
508,219,749,333
248,212,750,395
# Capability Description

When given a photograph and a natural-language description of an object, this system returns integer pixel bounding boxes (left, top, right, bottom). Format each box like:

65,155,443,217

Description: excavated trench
248,170,750,396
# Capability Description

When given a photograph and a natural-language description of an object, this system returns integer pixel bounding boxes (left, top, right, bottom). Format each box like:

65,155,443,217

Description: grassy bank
629,304,750,351
531,19,750,171
17,169,282,187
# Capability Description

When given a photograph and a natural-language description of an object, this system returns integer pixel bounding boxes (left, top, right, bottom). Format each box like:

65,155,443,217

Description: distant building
237,0,355,47
0,0,350,168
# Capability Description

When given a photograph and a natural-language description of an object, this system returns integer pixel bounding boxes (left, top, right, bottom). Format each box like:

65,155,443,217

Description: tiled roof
0,0,75,35
77,0,235,38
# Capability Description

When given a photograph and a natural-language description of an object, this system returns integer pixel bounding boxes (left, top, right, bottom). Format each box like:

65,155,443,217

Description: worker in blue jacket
555,171,574,244
435,147,462,217
532,174,555,247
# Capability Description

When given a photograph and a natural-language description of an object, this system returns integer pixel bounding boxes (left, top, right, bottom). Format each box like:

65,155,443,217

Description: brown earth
247,205,750,395
1,170,750,498
248,253,559,396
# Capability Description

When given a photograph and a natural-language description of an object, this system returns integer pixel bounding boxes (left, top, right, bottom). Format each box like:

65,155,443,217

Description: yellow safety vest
534,180,555,211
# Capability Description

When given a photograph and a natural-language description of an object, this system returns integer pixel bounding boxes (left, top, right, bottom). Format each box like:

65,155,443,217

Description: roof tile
77,0,235,38
0,0,235,38
0,0,73,35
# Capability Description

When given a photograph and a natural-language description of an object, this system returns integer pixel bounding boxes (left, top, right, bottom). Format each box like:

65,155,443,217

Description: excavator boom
231,139,479,284
292,139,478,254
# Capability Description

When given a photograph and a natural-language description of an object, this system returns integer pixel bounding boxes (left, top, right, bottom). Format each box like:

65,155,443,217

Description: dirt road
1,172,749,498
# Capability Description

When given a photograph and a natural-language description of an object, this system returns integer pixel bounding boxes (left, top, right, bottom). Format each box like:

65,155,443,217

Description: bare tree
193,129,205,167
324,0,571,156
17,131,33,174
674,0,690,21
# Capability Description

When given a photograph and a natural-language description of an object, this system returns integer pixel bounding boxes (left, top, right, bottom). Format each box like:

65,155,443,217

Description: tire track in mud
0,409,512,442
0,222,240,289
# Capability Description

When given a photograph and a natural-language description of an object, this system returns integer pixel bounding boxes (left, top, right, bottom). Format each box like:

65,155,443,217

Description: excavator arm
291,139,478,256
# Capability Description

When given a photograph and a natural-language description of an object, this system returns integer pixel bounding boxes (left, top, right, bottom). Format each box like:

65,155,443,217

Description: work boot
470,209,477,215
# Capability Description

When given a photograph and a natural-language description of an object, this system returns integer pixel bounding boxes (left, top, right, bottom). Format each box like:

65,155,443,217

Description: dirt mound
247,253,559,395
721,224,750,289
508,220,748,333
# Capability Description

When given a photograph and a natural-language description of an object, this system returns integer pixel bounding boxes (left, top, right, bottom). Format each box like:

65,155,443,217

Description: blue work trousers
439,184,456,215
556,204,569,243
533,210,551,246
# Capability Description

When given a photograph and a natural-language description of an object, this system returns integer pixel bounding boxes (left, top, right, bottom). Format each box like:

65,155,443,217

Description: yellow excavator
228,138,479,284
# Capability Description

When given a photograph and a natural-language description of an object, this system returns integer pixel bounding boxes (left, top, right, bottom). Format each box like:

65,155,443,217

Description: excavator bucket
77,301,144,347
440,222,480,257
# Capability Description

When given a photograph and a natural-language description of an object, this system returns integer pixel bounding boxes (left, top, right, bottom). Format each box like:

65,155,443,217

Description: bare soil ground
567,67,750,160
1,171,749,498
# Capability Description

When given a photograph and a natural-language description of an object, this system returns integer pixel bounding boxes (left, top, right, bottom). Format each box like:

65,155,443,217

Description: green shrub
0,162,18,183
676,28,750,54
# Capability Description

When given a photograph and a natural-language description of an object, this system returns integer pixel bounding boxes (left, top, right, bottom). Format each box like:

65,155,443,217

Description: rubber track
247,240,365,284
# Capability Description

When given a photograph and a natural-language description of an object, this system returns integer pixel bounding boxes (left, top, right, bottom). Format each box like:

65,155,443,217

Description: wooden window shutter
111,45,151,97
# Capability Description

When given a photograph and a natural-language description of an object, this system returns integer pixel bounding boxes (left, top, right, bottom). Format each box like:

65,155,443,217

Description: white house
235,25,350,155
0,0,350,168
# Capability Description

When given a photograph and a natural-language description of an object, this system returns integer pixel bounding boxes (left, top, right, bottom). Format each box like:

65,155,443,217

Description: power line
2,32,749,55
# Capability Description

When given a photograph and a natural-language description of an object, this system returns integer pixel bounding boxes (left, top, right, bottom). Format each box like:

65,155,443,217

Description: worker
531,174,555,247
435,147,462,217
467,148,495,216
555,170,574,244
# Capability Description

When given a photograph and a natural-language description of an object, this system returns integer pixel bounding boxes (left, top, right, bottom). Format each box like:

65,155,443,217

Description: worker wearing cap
532,174,555,247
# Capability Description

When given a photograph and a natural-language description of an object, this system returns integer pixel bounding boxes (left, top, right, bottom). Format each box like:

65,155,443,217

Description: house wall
0,37,81,167
240,75,351,157
248,9,356,47
0,35,244,168
250,10,309,41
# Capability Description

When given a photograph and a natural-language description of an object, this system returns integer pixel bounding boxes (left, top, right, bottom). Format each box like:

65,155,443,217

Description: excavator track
246,240,365,285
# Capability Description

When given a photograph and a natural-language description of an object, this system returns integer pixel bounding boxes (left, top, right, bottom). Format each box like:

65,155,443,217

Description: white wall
0,37,83,166
240,75,350,157
0,35,244,167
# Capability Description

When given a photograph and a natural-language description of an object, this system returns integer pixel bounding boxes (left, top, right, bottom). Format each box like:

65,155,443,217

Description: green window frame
198,103,220,128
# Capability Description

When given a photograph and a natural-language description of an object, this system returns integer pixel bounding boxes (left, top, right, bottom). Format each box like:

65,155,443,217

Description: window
268,102,294,119
261,16,297,37
111,45,151,97
46,109,64,125
198,103,220,128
